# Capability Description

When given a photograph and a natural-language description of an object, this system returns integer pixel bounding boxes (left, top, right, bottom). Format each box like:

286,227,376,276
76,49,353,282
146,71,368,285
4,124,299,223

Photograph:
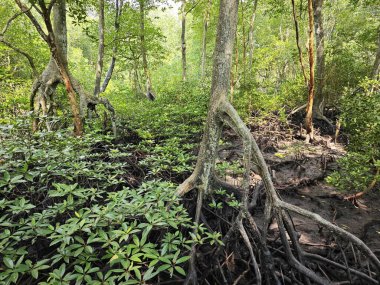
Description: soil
219,116,380,259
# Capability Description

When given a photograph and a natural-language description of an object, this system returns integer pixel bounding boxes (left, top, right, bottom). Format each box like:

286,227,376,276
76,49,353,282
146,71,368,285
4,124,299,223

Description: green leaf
176,255,191,264
175,266,186,276
3,257,14,268
143,266,156,281
31,269,39,279
156,264,171,273
3,171,10,182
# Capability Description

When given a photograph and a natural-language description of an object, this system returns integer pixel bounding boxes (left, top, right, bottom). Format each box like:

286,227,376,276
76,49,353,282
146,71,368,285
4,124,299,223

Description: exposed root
177,99,380,284
344,167,379,202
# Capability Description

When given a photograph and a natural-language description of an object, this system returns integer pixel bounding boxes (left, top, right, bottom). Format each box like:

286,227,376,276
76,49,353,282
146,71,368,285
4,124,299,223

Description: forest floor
217,113,380,259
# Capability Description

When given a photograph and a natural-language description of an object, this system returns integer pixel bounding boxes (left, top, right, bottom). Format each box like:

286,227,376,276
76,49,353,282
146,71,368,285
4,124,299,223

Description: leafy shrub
0,125,220,284
327,79,380,193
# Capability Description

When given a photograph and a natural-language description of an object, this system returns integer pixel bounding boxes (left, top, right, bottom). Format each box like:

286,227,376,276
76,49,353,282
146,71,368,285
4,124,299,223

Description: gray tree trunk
247,0,258,73
101,0,123,93
200,0,211,78
181,0,187,81
312,0,325,118
94,0,105,97
139,0,153,99
372,28,380,80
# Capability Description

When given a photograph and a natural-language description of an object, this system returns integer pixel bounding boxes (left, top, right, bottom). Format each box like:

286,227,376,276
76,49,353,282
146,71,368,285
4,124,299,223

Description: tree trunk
312,0,325,118
247,0,258,74
25,0,83,135
200,0,211,79
372,27,380,80
304,0,315,141
101,0,123,93
230,36,239,103
139,0,153,98
181,0,187,81
17,0,116,136
94,0,105,97
178,1,379,283
178,0,239,196
291,0,308,85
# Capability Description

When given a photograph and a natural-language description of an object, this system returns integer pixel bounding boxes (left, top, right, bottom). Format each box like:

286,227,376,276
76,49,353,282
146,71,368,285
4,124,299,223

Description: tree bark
247,0,258,74
16,0,116,136
372,27,380,80
178,0,239,196
94,0,105,97
312,0,325,118
181,0,187,81
16,0,83,135
200,0,211,79
178,2,380,284
304,0,315,141
139,0,153,98
101,0,123,93
291,0,308,85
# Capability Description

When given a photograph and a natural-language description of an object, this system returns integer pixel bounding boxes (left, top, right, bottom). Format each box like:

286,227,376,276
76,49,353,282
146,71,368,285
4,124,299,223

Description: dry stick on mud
177,0,380,283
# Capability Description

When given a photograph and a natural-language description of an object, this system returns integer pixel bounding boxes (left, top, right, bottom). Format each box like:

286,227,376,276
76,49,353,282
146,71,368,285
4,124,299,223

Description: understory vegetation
1,0,380,284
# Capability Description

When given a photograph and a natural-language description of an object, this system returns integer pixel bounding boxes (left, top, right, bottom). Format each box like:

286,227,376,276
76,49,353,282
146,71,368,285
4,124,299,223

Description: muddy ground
218,116,380,259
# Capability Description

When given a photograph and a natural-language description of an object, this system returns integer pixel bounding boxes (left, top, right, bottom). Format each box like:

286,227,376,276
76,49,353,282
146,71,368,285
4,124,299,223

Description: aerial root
177,99,380,284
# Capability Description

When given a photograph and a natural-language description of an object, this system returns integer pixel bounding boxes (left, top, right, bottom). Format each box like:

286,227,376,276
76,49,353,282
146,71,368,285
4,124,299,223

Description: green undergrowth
326,79,380,194
0,120,221,284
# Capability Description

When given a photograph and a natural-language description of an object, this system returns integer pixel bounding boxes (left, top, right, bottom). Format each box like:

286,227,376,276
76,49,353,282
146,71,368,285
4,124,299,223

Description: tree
372,27,380,80
15,0,116,136
200,0,212,79
181,0,187,81
178,0,380,283
101,0,124,93
247,0,259,74
304,0,315,142
312,0,325,118
138,0,155,99
94,0,105,97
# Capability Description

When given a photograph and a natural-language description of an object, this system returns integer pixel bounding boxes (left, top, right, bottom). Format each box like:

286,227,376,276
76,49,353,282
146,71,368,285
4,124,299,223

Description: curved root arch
177,101,380,285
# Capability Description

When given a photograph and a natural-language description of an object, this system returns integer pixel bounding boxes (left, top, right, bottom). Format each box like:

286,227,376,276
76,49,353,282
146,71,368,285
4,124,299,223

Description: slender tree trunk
312,0,325,118
241,0,246,85
139,0,153,97
372,28,380,80
181,0,187,81
291,0,308,85
247,0,258,73
101,0,123,93
94,0,105,97
178,0,239,196
200,0,212,78
305,0,315,141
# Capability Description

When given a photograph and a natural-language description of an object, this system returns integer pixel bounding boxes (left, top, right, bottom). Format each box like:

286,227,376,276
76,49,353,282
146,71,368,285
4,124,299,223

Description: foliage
0,123,220,284
327,79,380,193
